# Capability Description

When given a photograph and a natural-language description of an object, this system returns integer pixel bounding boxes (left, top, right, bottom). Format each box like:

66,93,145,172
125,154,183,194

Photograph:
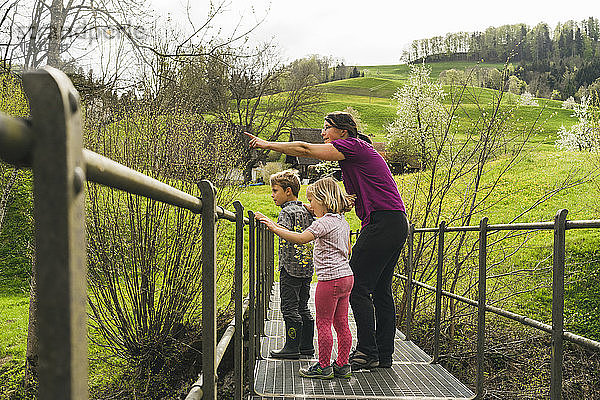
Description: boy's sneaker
299,362,334,380
349,349,379,371
333,361,352,378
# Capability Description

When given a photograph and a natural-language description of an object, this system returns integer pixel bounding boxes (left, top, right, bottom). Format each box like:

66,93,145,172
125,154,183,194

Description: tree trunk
47,0,64,67
0,168,18,234
25,258,38,386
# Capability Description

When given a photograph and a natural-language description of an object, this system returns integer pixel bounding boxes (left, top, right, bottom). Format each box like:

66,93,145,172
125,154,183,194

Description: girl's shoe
333,361,352,378
299,362,334,380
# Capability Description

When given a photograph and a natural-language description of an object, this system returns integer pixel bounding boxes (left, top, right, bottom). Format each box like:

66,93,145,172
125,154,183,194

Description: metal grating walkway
254,282,475,400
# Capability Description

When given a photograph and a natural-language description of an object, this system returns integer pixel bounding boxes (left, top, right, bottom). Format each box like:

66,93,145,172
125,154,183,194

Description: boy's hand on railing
254,211,277,231
244,132,269,149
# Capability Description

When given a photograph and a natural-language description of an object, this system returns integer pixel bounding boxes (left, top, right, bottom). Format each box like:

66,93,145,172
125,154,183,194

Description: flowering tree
518,91,539,106
556,95,600,151
386,64,447,168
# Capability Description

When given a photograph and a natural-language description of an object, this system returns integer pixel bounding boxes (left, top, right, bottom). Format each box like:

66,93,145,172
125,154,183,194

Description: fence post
199,180,217,400
405,223,415,341
269,229,275,296
551,209,568,400
476,217,488,399
247,211,256,391
233,201,244,400
257,224,265,337
23,67,87,400
433,221,445,363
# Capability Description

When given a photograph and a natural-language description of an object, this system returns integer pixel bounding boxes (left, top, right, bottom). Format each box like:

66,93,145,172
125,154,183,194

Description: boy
268,170,315,359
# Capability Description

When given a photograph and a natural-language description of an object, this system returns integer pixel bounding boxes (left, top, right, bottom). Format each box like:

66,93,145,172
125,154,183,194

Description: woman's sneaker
299,362,334,380
377,357,392,368
349,349,379,371
333,361,352,378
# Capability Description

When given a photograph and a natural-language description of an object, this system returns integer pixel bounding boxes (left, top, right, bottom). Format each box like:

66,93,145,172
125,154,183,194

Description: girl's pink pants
315,275,354,367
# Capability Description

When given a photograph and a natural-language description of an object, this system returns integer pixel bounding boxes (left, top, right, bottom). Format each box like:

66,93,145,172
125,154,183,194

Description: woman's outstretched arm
244,132,345,161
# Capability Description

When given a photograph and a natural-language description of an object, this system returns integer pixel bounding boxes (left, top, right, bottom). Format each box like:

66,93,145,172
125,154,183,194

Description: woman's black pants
349,210,408,362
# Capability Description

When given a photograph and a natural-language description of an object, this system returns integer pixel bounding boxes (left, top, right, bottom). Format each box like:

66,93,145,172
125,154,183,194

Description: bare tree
224,43,324,179
83,95,248,393
0,0,150,70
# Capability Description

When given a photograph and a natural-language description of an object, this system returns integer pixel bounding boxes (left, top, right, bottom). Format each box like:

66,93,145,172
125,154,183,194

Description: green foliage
0,74,33,293
565,249,600,340
0,171,33,292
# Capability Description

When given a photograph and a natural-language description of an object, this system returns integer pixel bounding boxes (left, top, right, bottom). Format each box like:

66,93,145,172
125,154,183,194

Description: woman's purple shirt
331,137,405,227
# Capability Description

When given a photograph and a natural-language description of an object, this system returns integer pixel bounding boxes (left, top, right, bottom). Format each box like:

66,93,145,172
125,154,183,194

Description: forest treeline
403,17,600,99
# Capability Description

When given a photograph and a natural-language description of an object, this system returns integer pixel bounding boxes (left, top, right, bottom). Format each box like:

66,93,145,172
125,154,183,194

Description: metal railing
0,67,275,400
399,213,600,400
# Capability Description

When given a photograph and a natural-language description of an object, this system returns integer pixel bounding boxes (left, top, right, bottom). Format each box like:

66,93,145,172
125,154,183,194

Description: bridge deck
253,282,475,400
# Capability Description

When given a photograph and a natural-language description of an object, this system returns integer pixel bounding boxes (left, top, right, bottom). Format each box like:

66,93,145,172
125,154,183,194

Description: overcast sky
149,0,598,65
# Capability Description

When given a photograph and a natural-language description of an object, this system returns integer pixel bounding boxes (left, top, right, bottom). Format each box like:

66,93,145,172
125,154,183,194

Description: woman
245,111,408,370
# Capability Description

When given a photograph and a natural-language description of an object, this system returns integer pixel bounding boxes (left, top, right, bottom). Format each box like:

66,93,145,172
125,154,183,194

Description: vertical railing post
476,217,488,399
257,224,265,337
199,180,217,400
264,226,270,324
433,221,445,363
24,67,87,400
233,201,244,400
405,223,415,341
269,229,275,297
247,211,256,392
551,209,568,400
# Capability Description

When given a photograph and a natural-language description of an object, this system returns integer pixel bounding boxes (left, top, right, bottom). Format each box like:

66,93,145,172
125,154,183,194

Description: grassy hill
309,62,577,144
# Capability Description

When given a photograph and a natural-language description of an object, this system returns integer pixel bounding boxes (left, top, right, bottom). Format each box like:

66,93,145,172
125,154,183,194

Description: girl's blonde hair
306,177,355,214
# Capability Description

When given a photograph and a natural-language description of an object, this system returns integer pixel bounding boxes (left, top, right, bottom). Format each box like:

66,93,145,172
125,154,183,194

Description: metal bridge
252,282,473,400
1,67,600,400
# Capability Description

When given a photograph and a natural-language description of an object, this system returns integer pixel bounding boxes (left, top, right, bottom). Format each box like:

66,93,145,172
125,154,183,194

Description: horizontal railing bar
186,297,250,400
84,149,246,223
395,273,600,352
566,220,600,229
85,149,202,212
415,219,600,234
215,297,249,369
0,114,33,166
415,221,555,233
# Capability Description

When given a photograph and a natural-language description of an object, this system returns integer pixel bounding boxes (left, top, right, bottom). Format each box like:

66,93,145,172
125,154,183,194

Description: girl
255,177,355,380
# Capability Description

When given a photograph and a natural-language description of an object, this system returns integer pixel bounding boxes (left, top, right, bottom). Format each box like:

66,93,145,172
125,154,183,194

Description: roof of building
285,128,323,166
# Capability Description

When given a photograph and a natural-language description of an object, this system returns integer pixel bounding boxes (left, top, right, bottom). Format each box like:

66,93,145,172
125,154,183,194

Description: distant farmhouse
285,128,323,179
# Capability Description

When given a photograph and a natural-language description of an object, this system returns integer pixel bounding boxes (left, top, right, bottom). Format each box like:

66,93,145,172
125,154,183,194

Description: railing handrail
393,272,600,352
413,219,600,233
